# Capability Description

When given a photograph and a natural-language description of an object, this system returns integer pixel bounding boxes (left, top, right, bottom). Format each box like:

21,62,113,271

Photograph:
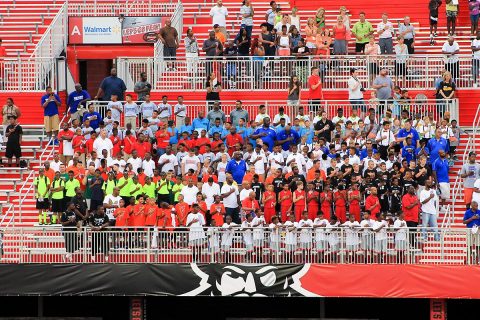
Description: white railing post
146,228,151,263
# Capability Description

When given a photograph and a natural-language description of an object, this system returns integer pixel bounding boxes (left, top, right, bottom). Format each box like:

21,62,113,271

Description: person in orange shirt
320,185,333,220
155,122,171,155
201,166,219,183
214,24,226,44
133,134,148,159
114,199,129,228
131,195,147,228
196,193,208,222
137,168,147,186
334,185,347,223
293,181,306,221
243,166,265,184
43,162,55,185
210,195,225,226
278,184,293,222
262,184,276,223
306,160,326,182
264,167,277,186
144,197,160,227
306,183,320,220
348,183,362,221
241,191,260,218
175,194,190,227
123,130,136,161
85,131,97,155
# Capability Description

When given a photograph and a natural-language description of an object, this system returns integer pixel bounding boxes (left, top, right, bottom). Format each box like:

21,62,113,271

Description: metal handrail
30,2,67,59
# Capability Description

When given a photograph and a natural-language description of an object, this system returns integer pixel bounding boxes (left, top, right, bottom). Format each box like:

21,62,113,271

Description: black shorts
355,42,367,53
51,198,65,213
36,198,50,210
395,62,407,76
5,144,21,158
430,16,438,25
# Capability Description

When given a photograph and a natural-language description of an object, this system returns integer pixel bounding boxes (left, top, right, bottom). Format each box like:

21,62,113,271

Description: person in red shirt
348,183,362,222
365,187,381,218
131,195,147,228
334,187,347,223
85,132,97,155
262,184,276,223
174,194,190,227
196,193,208,221
57,122,75,164
144,197,160,227
155,122,171,155
114,199,129,228
401,186,420,228
225,127,244,156
201,166,219,183
72,128,86,163
306,183,319,220
133,134,148,159
109,128,123,157
241,191,260,217
178,132,191,150
193,129,211,154
123,130,136,160
308,66,323,106
210,195,226,226
0,39,6,58
210,132,223,152
278,184,293,222
293,181,306,221
320,186,333,220
137,168,146,186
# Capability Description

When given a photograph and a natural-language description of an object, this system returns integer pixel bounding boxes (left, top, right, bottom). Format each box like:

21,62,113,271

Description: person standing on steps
41,86,61,145
460,152,480,210
94,68,126,101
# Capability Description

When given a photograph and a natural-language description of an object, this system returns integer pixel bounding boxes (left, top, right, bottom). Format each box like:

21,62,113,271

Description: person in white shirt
375,121,396,160
341,214,360,259
110,153,126,172
239,182,253,202
254,105,270,123
173,96,187,128
283,214,298,262
297,212,313,261
285,145,306,175
250,145,267,176
269,216,282,253
127,150,142,173
442,36,460,80
377,13,394,54
472,32,480,86
420,180,440,241
201,178,221,210
360,211,375,258
221,176,240,223
142,152,156,177
187,204,206,261
103,187,122,225
313,212,328,260
181,180,200,205
210,0,228,38
207,219,220,258
50,153,63,173
140,95,157,120
267,145,285,171
273,108,291,126
372,213,389,262
393,211,408,261
326,216,340,263
221,215,237,261
157,96,172,123
158,146,178,173
107,97,123,123
241,214,254,255
123,94,139,130
348,68,364,107
274,14,290,33
251,210,266,255
181,149,201,176
93,130,114,158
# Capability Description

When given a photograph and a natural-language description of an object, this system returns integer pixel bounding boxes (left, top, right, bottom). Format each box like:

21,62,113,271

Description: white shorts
439,183,450,200
375,239,388,253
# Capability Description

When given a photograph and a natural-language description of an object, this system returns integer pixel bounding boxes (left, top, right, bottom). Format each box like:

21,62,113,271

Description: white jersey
186,213,206,241
373,220,389,241
269,223,282,243
241,221,253,246
103,194,122,220
207,227,220,248
342,221,360,246
221,223,237,246
268,152,284,170
326,221,340,246
252,216,266,241
298,219,313,243
284,221,298,245
394,219,408,241
313,218,329,241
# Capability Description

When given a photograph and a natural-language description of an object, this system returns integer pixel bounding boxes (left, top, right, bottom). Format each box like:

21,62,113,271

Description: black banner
0,264,315,297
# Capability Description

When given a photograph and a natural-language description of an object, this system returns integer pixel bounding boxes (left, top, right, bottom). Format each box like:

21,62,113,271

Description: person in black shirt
401,170,418,195
251,175,265,201
61,202,79,262
223,41,238,88
88,205,110,262
312,171,324,193
414,155,431,192
89,169,105,212
4,116,22,167
377,179,390,213
71,187,88,226
272,169,286,212
234,28,251,56
314,111,334,142
287,166,307,192
389,178,403,214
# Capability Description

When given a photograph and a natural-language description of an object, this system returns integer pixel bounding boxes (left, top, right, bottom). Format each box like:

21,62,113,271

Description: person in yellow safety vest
102,171,118,196
118,170,132,205
50,171,65,224
64,170,80,205
143,176,156,199
34,168,51,225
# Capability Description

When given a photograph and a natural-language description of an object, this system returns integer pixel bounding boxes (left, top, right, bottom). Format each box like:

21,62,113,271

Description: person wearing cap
213,24,226,44
460,152,480,209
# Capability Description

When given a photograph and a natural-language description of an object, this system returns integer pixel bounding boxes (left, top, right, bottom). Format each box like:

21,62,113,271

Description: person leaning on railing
463,200,480,264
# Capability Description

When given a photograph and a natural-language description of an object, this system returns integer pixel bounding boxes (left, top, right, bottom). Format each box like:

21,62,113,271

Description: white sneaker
91,256,95,262
474,83,478,88
105,256,109,262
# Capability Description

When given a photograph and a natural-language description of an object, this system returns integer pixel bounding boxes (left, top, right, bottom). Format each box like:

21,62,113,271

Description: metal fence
117,55,479,91
31,3,67,59
86,98,458,129
66,0,179,16
2,227,476,265
153,1,184,58
0,58,57,91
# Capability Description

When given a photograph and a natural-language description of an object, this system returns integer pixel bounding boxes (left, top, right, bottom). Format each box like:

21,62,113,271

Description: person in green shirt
59,164,69,181
171,175,184,204
50,171,65,224
129,175,143,199
351,12,374,54
82,166,96,211
34,168,51,225
118,171,132,204
102,172,118,196
65,170,81,204
143,176,156,199
156,172,174,205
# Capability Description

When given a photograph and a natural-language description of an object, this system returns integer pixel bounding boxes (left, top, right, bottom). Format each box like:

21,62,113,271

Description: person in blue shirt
360,140,378,159
192,110,209,134
463,201,480,228
427,128,449,164
250,117,277,151
415,139,430,160
67,83,91,122
94,68,126,101
167,120,179,145
291,118,306,137
303,121,315,146
275,118,287,133
82,104,103,130
179,116,193,135
401,137,416,163
41,86,61,145
236,118,249,141
246,120,256,148
226,152,247,185
432,149,450,210
397,120,420,148
276,126,300,151
208,118,224,137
